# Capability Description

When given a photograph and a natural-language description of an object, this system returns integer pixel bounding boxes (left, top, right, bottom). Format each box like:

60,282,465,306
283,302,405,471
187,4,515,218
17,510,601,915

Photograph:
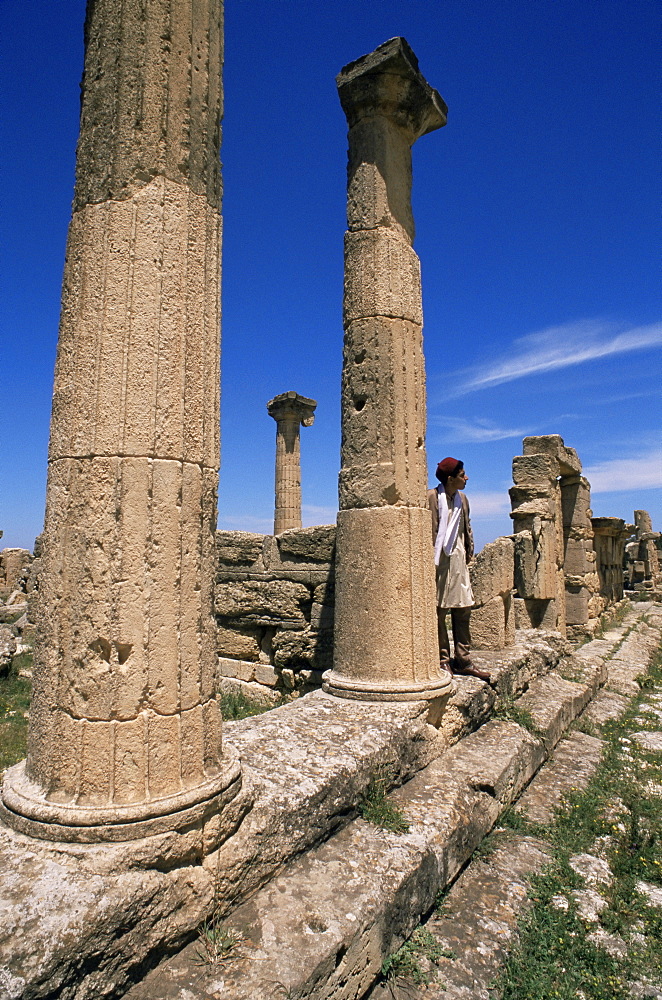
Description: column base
0,749,245,851
322,668,451,702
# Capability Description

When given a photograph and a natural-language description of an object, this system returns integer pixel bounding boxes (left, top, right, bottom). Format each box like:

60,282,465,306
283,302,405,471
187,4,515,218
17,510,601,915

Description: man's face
447,468,468,491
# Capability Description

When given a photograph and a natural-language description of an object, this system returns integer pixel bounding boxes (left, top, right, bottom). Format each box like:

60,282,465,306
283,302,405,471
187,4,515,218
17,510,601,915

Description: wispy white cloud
467,491,512,519
302,504,337,525
218,514,273,533
583,447,662,494
431,416,530,443
450,319,662,397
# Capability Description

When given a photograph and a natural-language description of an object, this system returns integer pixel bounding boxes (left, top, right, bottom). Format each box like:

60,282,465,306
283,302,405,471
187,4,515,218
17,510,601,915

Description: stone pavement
120,604,662,999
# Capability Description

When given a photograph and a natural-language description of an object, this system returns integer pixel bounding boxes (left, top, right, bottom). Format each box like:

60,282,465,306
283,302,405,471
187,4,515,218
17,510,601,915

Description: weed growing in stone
195,915,241,967
0,651,32,772
381,926,453,986
494,695,540,736
359,770,410,834
219,688,279,721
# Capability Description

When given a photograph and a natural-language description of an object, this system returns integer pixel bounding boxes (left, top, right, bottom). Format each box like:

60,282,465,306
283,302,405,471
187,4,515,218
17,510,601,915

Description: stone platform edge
0,606,658,999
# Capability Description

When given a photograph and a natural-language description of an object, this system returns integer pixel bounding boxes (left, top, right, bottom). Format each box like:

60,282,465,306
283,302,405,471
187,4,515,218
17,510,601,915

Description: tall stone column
323,38,451,702
267,391,317,535
0,0,243,850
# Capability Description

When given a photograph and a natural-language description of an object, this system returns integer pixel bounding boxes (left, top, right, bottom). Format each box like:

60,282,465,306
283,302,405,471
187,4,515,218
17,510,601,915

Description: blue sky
1,0,659,553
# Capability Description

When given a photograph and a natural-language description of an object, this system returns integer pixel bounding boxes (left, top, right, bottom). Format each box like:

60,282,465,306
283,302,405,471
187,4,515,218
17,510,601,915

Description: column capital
267,391,317,428
337,36,447,140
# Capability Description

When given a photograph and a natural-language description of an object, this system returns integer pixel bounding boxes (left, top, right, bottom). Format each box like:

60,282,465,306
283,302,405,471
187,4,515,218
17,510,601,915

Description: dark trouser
437,606,472,669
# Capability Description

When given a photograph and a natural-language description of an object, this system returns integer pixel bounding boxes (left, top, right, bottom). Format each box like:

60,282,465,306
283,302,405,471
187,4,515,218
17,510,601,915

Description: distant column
323,38,451,702
267,392,317,535
0,0,245,852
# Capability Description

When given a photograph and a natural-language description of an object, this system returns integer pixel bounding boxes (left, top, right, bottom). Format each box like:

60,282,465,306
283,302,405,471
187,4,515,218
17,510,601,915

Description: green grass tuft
359,770,410,834
0,651,32,772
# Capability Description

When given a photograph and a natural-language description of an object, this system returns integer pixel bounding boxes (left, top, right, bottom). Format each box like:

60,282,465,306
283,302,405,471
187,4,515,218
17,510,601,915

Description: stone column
0,0,244,851
323,38,451,702
634,510,660,584
560,474,599,627
591,517,628,606
267,392,317,535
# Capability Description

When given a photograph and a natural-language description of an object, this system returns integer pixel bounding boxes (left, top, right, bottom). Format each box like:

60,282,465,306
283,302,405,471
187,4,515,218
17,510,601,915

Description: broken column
267,391,317,535
323,38,451,701
591,517,628,607
560,471,600,630
0,0,244,852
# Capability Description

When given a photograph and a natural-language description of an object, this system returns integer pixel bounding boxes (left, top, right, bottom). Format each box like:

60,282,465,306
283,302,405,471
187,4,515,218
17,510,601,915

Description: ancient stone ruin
267,391,317,534
1,10,661,999
624,509,662,595
322,37,451,703
0,0,245,856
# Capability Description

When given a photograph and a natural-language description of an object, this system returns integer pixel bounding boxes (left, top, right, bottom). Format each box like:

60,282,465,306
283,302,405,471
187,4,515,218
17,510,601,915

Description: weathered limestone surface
214,527,335,692
624,509,661,595
0,0,242,851
267,392,316,535
5,605,660,1000
515,730,604,823
385,835,552,1000
591,518,628,607
510,434,606,635
468,536,515,650
325,37,450,702
0,549,32,597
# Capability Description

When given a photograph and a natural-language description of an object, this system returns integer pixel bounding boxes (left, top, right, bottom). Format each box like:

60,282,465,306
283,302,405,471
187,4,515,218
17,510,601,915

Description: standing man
427,458,490,682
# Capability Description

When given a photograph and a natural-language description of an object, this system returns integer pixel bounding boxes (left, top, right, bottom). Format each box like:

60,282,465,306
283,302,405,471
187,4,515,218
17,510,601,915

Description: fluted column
267,392,317,535
323,38,452,702
0,0,244,849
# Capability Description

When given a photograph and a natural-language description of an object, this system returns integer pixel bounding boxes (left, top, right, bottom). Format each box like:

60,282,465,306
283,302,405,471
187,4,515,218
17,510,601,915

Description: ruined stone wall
215,526,518,694
0,548,32,599
215,527,335,698
468,537,515,650
623,510,661,596
591,518,628,608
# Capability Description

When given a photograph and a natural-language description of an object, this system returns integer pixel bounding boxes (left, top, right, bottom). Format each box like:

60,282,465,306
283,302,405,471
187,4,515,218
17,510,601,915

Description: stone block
565,586,590,625
346,115,415,242
560,477,592,529
52,185,221,468
343,229,423,326
512,454,558,486
563,537,592,575
514,597,559,630
216,531,265,566
214,579,310,625
0,548,32,590
217,657,255,683
513,531,535,598
72,0,223,211
339,316,427,509
523,435,581,475
254,663,279,688
509,486,556,518
513,521,557,601
471,595,509,650
310,602,334,631
469,537,514,605
276,525,336,563
215,624,261,662
331,506,440,692
313,578,335,606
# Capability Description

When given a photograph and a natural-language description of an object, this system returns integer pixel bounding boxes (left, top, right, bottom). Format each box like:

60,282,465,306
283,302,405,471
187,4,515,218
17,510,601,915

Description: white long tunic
436,494,474,609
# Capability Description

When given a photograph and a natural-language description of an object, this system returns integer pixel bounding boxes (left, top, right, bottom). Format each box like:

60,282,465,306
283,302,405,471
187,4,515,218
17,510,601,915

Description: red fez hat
436,457,463,481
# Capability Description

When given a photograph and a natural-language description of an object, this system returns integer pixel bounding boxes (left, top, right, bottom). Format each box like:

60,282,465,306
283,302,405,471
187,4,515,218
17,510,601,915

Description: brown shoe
452,662,491,682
